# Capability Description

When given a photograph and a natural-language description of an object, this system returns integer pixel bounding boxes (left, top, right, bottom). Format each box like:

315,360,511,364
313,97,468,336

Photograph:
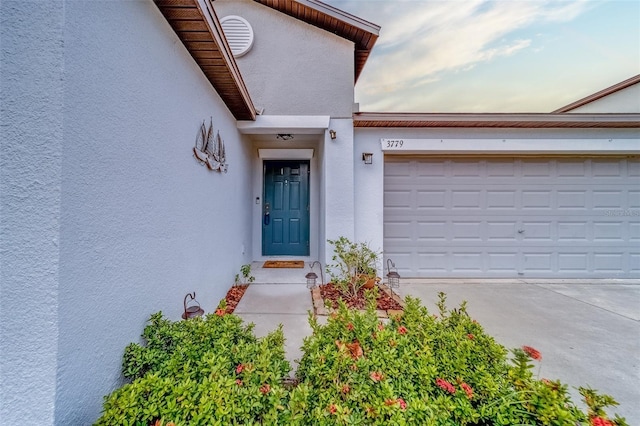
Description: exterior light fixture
276,133,294,141
386,259,401,296
329,129,337,140
182,292,204,319
305,261,324,289
362,152,373,164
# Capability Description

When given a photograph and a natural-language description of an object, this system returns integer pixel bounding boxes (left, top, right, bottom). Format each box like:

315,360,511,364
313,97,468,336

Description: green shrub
95,309,291,425
96,294,627,426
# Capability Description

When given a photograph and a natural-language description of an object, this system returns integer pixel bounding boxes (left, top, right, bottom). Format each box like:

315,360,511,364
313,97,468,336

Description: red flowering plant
97,292,628,425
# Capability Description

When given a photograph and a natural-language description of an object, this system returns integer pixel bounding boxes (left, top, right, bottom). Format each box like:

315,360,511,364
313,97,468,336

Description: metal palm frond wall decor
193,118,228,173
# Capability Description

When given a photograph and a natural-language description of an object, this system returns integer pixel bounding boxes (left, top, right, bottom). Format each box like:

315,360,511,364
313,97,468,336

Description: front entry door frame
262,160,310,256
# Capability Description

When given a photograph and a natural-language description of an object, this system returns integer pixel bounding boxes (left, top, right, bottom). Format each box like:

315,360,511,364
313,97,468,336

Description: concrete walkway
234,265,640,424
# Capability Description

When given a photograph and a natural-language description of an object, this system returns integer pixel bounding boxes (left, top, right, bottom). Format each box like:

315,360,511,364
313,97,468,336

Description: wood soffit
154,0,256,121
353,113,640,128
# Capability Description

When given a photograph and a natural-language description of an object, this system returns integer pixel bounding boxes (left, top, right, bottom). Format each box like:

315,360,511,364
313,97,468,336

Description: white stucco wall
214,0,355,117
323,119,356,262
568,83,640,113
3,1,253,424
1,2,63,424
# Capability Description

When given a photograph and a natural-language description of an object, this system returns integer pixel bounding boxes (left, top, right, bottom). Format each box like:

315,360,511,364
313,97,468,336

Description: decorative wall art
193,118,228,172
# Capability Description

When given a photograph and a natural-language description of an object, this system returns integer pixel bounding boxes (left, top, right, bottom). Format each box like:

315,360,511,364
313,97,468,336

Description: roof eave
154,0,256,121
353,112,640,128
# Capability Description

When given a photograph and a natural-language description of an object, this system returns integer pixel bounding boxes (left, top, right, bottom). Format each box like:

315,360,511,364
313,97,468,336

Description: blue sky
326,0,640,112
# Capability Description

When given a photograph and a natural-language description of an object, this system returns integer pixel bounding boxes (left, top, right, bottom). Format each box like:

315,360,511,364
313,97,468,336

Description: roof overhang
253,0,380,82
354,112,640,128
154,0,256,120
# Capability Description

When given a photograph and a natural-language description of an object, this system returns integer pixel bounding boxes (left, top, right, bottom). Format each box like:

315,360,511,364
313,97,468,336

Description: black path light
305,261,324,289
386,259,401,296
182,292,204,319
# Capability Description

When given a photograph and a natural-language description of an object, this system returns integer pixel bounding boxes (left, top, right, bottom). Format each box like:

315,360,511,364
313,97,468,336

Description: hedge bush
96,294,627,425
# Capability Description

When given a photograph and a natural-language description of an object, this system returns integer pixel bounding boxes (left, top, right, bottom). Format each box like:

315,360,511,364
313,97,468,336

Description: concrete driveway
235,273,639,424
398,279,640,424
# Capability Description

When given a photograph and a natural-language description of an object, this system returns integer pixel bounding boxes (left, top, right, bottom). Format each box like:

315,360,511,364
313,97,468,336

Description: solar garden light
182,292,204,319
305,261,324,289
386,259,401,296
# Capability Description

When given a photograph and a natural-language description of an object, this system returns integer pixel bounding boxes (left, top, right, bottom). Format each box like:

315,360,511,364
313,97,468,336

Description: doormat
263,260,305,269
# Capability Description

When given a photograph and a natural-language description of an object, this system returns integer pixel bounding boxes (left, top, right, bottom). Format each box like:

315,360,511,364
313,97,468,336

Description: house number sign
381,139,406,150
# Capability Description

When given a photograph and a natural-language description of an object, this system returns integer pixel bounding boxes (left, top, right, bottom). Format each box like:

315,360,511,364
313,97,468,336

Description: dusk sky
326,0,640,113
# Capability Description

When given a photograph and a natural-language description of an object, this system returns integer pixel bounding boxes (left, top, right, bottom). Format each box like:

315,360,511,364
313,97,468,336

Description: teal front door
262,161,310,256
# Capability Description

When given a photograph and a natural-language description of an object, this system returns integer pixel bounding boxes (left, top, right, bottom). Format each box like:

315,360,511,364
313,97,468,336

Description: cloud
332,0,594,110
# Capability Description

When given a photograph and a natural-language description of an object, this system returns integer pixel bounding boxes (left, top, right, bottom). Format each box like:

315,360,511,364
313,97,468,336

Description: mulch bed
223,284,249,314
319,283,403,311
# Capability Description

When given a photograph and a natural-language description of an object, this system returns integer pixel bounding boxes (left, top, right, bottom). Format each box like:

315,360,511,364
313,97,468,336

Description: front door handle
264,202,271,225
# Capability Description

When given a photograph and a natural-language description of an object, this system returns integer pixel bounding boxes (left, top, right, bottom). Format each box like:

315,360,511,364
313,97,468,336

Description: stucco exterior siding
214,0,355,117
568,83,640,113
1,1,64,424
1,1,252,424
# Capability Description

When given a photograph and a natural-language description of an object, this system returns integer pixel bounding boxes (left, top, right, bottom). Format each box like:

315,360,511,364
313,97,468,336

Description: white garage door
384,157,640,278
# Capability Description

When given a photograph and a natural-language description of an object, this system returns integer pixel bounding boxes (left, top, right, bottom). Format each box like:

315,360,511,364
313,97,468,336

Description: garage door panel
451,190,482,209
593,253,625,272
558,222,589,241
557,190,588,210
522,190,553,209
417,221,447,241
487,253,519,272
417,190,446,209
451,252,483,272
487,221,518,241
522,252,553,271
629,191,640,208
521,221,553,241
487,190,517,209
385,190,412,209
452,221,483,241
384,221,412,241
592,160,624,177
593,191,624,209
630,222,640,241
558,253,589,272
384,157,638,277
416,252,448,273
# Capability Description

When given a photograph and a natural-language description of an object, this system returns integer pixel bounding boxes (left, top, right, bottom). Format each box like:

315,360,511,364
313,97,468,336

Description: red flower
467,333,474,340
328,404,337,414
259,384,270,394
460,382,473,399
235,379,243,386
591,416,615,426
341,384,350,394
346,323,354,331
236,364,244,374
215,308,225,316
398,398,407,410
398,326,407,335
435,378,456,394
370,371,383,382
377,323,384,331
522,345,542,361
